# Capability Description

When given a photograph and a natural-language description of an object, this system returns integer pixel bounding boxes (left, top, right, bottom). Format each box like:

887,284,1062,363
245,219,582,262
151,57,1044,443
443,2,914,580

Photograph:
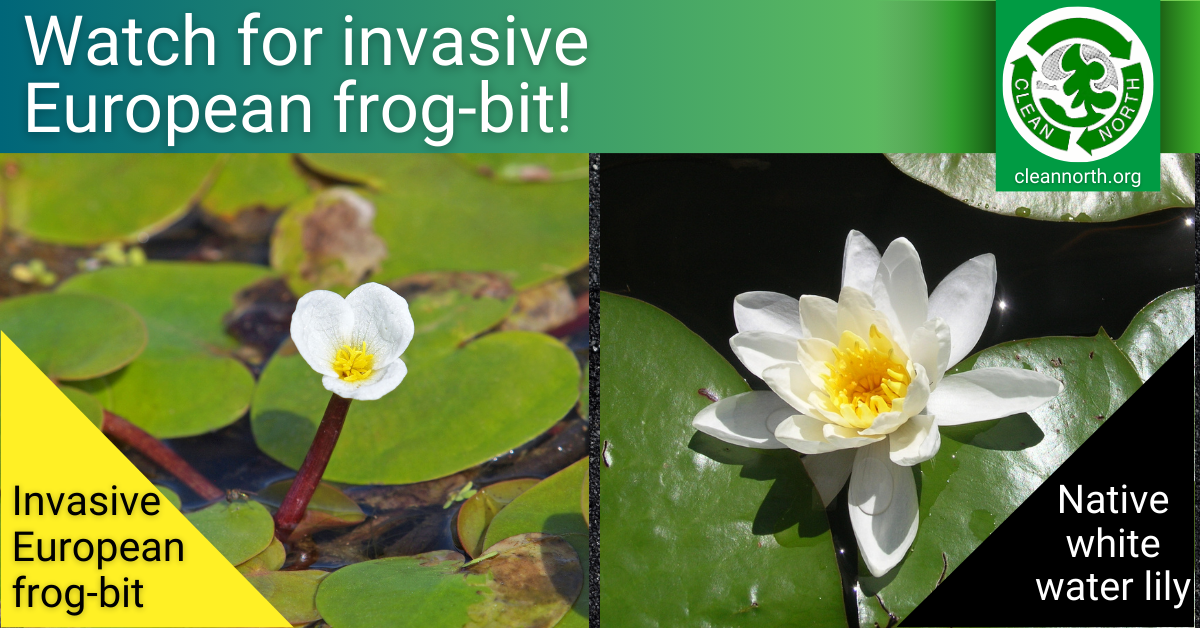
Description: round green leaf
252,330,580,484
299,154,588,289
3,154,220,244
0,292,147,380
59,263,273,437
256,479,366,540
202,154,309,217
185,498,276,566
599,293,848,628
237,536,286,575
316,534,581,628
456,478,541,558
454,154,589,183
246,570,328,626
885,153,1195,221
58,385,104,428
858,288,1194,624
483,457,589,628
1114,287,1195,381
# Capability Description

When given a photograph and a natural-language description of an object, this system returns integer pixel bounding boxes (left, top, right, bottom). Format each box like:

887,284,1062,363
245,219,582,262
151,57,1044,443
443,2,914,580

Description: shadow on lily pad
941,413,1045,451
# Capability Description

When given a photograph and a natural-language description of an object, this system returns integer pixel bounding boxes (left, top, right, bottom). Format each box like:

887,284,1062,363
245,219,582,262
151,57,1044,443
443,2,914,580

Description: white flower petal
803,448,856,507
823,423,885,449
730,332,800,379
795,337,836,389
345,283,415,368
733,291,804,338
692,391,792,449
761,362,821,414
909,318,952,386
798,295,838,342
926,367,1063,426
774,414,840,454
889,414,941,466
871,238,928,347
849,441,920,577
291,290,355,377
841,230,882,294
322,359,408,401
835,286,885,342
928,254,997,368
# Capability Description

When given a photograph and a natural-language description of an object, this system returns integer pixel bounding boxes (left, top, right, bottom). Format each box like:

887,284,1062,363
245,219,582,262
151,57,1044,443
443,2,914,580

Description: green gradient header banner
1,1,1197,152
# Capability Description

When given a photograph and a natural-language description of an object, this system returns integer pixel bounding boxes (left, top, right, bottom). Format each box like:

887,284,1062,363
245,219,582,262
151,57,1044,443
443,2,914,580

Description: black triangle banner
903,341,1195,627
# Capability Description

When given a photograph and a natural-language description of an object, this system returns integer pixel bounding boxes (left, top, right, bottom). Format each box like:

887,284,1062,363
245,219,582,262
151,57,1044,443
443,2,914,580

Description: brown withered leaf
500,279,577,333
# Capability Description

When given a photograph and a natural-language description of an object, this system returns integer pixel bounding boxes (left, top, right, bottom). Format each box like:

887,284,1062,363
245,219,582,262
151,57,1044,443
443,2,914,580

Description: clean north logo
1002,7,1152,162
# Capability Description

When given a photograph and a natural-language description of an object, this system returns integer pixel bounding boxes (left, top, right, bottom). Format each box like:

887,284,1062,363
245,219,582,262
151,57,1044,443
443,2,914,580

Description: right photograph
596,153,1195,627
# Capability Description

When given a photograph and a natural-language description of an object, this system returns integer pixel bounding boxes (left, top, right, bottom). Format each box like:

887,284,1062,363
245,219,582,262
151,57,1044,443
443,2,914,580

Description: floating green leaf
185,497,275,566
599,293,848,628
456,478,541,558
2,154,220,244
315,534,582,628
246,570,328,626
237,536,286,575
256,479,365,540
885,153,1195,221
454,154,589,183
59,385,104,428
858,287,1194,625
0,292,146,380
154,485,181,510
483,457,589,628
59,263,273,437
202,154,309,217
253,330,579,485
299,154,588,289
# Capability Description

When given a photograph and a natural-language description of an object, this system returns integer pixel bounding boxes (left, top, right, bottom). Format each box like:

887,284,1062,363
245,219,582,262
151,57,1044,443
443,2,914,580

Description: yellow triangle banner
1,333,290,627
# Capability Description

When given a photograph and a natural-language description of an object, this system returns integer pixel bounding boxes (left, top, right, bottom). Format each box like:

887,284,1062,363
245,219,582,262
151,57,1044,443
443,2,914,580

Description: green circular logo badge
1003,7,1152,162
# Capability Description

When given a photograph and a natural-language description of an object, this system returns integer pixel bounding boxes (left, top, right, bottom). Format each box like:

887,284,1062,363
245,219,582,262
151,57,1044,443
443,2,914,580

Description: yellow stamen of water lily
820,325,910,430
332,341,374,382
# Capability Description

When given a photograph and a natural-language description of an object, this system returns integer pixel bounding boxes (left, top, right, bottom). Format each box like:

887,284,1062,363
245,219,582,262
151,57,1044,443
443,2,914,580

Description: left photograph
0,153,591,626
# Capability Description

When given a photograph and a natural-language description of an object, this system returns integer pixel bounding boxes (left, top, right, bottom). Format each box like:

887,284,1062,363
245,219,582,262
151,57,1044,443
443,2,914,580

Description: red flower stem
273,393,352,541
101,410,224,502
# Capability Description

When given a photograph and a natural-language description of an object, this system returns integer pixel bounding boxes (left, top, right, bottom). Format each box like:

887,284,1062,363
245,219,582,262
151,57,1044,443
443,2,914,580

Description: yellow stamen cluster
821,325,910,430
332,341,375,382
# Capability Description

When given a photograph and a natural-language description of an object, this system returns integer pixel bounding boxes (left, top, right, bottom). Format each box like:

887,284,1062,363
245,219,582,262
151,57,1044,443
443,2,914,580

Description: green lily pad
0,292,147,380
59,263,273,437
858,287,1194,625
2,154,220,244
58,385,104,428
298,154,588,289
155,485,181,509
315,534,582,628
202,154,309,217
884,153,1195,221
256,479,366,540
599,293,848,628
252,329,580,485
246,570,328,626
483,457,589,628
454,154,589,183
185,497,276,566
456,478,541,558
237,536,286,575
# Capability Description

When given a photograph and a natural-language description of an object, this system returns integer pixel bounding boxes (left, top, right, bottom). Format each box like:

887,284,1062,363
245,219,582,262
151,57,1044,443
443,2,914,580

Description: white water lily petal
730,331,801,379
761,362,820,414
795,337,836,389
889,414,941,466
849,441,920,577
835,286,886,343
344,282,415,368
775,415,842,454
692,391,792,449
291,290,355,377
860,363,930,435
872,238,928,347
927,367,1063,426
803,448,856,507
322,359,408,401
798,295,838,342
841,230,882,294
733,291,804,338
823,423,885,449
909,318,952,386
928,254,997,368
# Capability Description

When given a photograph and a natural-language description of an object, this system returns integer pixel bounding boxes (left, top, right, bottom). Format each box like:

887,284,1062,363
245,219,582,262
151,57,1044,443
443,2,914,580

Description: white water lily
291,282,415,401
692,230,1063,577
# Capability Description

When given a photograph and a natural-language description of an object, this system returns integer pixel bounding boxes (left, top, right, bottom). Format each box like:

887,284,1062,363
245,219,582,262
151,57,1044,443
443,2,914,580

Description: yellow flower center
820,325,910,430
332,341,375,382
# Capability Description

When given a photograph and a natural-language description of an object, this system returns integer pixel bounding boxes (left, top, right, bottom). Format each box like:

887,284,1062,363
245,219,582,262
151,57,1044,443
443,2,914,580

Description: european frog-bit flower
692,230,1062,577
